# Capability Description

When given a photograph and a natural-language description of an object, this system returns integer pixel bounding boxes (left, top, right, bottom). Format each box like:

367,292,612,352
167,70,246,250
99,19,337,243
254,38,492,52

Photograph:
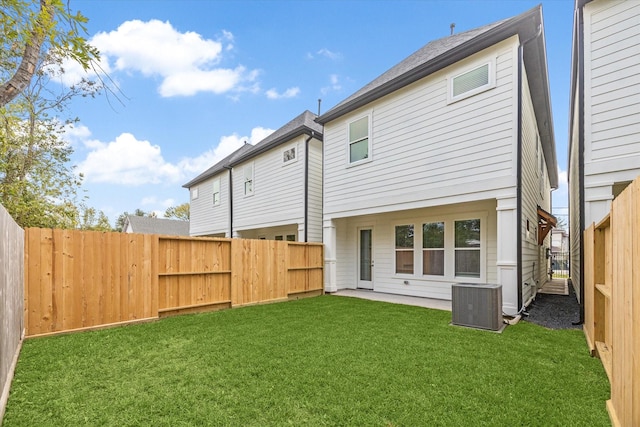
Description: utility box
451,283,503,331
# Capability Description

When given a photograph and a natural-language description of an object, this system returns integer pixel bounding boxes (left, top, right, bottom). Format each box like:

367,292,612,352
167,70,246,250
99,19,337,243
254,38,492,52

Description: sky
61,0,575,227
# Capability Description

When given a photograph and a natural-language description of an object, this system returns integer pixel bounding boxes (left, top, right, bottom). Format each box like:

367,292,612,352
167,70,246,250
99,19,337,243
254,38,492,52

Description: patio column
497,197,518,316
323,218,337,293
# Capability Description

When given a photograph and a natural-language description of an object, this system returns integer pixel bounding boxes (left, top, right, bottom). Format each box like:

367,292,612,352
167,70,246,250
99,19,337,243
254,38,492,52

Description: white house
568,0,640,311
185,110,323,242
318,6,558,317
183,143,253,237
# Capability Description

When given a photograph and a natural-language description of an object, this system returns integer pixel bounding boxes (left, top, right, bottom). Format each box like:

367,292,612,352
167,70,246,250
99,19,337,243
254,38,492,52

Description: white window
449,61,495,103
212,178,220,206
191,187,199,200
454,219,481,278
422,222,444,276
348,115,370,164
283,147,296,164
243,163,254,196
395,225,414,274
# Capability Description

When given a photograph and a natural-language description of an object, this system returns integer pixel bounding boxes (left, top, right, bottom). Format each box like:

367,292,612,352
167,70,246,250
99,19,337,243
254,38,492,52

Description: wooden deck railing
583,177,639,427
24,230,323,337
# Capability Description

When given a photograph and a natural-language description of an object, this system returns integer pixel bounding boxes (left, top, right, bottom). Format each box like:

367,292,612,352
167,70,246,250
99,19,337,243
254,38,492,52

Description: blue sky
63,0,574,226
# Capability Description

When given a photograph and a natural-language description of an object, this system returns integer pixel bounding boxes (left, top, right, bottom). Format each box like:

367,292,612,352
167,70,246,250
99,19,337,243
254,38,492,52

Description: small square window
283,147,296,163
449,61,494,103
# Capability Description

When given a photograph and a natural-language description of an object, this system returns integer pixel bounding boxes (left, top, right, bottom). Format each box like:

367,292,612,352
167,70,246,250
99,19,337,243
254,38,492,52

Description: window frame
453,218,482,279
447,59,496,104
346,113,372,166
422,221,445,277
394,224,415,275
212,178,221,206
191,187,199,200
243,162,254,197
282,145,297,165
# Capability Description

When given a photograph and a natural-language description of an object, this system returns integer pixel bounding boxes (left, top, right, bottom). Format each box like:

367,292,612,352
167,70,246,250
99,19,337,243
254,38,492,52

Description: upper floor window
449,61,494,103
283,147,296,164
212,178,220,206
348,115,370,164
191,187,199,200
454,219,481,278
244,163,254,196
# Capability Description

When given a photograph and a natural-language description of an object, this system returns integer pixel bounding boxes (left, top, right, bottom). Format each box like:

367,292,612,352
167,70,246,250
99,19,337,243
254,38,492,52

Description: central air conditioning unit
451,283,503,331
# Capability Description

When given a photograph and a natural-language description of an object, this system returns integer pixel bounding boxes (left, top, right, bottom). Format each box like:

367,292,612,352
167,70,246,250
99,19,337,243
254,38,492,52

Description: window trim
453,218,482,280
422,221,445,277
212,178,221,206
447,60,496,104
346,113,372,167
243,162,254,197
394,224,415,275
282,145,298,165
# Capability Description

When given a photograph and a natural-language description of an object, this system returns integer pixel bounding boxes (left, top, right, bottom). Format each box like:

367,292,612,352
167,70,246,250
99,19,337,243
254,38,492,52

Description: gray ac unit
451,283,503,331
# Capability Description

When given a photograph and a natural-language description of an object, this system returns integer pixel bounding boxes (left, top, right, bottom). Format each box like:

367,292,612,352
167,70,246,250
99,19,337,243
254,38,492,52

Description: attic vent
451,283,503,331
452,63,490,97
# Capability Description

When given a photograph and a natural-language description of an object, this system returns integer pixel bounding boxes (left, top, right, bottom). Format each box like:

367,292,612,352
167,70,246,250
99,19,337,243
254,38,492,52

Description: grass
3,296,610,426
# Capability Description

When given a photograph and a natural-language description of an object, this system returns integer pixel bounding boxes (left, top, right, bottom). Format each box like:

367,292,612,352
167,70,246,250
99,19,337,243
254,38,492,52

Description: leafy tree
76,204,112,231
164,203,189,221
0,0,99,106
0,44,101,228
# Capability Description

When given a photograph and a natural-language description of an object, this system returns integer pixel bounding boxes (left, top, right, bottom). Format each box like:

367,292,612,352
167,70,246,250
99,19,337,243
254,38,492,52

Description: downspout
517,23,542,313
223,166,233,237
304,132,314,242
577,5,586,324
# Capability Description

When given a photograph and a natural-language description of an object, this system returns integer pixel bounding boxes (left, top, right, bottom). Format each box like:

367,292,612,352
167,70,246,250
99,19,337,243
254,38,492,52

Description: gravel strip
524,285,582,330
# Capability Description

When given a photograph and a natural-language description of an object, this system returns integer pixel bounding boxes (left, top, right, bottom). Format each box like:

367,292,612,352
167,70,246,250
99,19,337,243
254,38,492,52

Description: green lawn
3,296,610,426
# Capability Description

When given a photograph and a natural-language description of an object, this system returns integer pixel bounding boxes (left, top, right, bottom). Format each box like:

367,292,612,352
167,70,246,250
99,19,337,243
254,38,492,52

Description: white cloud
265,87,300,100
552,167,569,211
321,74,342,95
76,126,275,186
317,48,341,60
77,133,181,185
57,20,257,97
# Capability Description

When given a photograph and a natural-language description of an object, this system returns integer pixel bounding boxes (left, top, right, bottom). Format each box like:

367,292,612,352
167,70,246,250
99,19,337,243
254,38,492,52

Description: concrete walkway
331,289,452,311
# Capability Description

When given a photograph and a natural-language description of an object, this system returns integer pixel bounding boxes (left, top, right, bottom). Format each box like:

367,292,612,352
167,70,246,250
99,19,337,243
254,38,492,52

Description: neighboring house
551,228,569,254
568,0,640,309
122,215,190,236
185,110,323,242
317,6,558,316
183,144,253,237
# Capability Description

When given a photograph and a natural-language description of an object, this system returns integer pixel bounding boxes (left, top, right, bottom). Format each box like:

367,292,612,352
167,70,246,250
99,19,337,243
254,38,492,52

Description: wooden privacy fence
24,229,323,337
583,177,639,427
0,204,24,420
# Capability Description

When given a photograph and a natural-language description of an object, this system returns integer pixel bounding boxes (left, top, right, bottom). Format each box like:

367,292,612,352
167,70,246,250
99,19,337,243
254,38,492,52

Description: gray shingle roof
230,110,323,165
183,110,322,189
182,143,253,188
125,216,190,236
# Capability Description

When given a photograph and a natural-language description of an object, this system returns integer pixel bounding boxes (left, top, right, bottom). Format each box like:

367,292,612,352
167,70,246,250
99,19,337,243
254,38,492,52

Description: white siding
332,201,497,301
582,0,640,226
188,172,229,237
307,139,323,242
233,137,305,231
324,38,518,218
520,68,551,305
569,89,582,300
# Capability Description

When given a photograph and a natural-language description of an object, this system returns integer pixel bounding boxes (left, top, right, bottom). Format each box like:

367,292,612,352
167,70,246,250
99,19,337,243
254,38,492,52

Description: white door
358,228,373,289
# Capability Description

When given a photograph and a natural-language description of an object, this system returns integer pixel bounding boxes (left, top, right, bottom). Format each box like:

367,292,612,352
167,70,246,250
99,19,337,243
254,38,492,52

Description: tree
164,203,190,221
76,204,112,231
0,44,101,228
0,0,99,106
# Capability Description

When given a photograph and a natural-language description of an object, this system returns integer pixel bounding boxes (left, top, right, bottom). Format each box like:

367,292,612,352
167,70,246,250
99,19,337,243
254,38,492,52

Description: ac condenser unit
451,283,503,331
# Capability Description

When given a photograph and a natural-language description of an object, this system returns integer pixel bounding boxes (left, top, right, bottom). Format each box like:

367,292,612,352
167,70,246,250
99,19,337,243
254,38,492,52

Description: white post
497,197,518,316
323,219,337,293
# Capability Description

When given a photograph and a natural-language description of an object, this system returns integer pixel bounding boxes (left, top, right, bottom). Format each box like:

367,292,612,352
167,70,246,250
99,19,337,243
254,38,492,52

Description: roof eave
317,7,541,124
229,126,322,166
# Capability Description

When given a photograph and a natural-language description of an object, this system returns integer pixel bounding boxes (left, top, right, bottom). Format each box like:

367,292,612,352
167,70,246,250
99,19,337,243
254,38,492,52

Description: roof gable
124,216,190,236
182,143,253,189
